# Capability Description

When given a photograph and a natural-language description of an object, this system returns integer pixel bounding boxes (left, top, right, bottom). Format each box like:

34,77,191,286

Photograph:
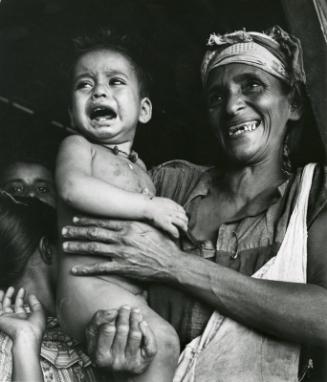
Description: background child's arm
56,135,188,237
0,287,46,382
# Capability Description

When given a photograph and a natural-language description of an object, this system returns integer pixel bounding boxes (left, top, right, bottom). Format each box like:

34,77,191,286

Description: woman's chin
224,145,263,166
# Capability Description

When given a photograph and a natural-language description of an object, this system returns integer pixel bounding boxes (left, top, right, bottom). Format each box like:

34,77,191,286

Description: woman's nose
225,92,245,115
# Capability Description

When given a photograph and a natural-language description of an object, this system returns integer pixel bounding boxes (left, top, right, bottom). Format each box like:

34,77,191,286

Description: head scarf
201,26,306,88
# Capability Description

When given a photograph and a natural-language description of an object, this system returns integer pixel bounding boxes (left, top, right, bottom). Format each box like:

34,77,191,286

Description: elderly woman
62,26,327,381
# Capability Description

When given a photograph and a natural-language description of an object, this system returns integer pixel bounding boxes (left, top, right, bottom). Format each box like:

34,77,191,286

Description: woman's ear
288,89,304,122
138,97,152,124
39,236,53,265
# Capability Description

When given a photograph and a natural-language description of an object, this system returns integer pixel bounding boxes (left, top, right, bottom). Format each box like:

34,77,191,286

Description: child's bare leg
57,273,179,381
87,306,179,382
113,305,179,382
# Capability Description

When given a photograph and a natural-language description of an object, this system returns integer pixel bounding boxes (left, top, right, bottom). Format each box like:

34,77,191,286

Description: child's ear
39,236,53,265
138,97,152,124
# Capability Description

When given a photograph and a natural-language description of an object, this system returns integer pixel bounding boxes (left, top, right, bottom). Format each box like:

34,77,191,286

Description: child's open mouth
89,106,117,122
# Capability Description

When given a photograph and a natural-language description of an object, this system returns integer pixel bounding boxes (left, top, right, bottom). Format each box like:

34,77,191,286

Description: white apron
173,163,316,382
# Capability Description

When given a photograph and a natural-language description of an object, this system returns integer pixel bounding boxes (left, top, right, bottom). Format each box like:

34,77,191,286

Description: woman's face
205,63,300,165
0,162,56,207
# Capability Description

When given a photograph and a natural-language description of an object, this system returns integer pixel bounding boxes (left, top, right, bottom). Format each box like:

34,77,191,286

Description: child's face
70,49,151,145
0,162,56,207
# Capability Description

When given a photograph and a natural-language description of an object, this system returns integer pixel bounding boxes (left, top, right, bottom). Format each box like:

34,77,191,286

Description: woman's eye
244,81,263,92
208,93,223,107
110,78,125,86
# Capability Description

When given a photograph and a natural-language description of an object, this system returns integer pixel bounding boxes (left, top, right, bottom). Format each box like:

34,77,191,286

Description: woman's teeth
228,121,259,137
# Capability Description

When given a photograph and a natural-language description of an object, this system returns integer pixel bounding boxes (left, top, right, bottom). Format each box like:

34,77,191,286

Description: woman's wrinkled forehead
202,41,289,87
201,27,306,88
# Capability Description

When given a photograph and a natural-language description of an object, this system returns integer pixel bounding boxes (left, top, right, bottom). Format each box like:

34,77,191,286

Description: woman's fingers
125,308,143,357
71,217,125,231
72,261,121,276
62,226,120,243
63,240,118,257
86,309,118,360
111,306,131,356
95,321,116,367
87,307,157,374
14,288,25,314
140,321,157,360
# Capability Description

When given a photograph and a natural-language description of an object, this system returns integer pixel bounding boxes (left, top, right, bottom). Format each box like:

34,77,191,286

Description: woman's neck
218,156,287,201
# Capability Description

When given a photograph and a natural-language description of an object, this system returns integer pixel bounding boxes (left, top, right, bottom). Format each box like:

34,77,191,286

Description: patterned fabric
0,317,97,382
200,26,306,87
202,40,289,85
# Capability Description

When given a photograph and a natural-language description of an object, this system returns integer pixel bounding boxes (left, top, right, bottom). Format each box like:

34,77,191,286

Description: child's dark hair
71,28,152,98
0,193,57,289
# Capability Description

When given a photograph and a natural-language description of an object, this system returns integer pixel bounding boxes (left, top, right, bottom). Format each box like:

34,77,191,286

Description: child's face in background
0,162,56,207
70,49,151,146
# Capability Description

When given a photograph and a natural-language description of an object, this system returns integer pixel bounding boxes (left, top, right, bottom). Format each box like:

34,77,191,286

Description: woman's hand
62,217,185,281
86,306,157,376
0,286,46,345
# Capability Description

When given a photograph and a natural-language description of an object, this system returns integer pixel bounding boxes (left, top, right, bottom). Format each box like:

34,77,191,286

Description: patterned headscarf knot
201,25,306,88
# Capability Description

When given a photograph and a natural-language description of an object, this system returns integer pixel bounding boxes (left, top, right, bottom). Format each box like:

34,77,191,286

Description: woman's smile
206,63,295,164
227,119,261,137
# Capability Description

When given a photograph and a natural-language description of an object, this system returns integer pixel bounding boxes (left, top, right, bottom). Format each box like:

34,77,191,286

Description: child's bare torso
89,143,155,193
57,142,156,300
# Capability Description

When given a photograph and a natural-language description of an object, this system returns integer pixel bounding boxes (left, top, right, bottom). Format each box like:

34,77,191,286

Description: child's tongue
94,115,113,122
91,107,116,123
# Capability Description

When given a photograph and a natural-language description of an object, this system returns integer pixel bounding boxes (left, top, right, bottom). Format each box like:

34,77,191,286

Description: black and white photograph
0,0,326,381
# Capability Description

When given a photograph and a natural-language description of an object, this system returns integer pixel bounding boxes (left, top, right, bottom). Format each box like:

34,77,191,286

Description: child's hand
145,197,188,238
0,287,46,345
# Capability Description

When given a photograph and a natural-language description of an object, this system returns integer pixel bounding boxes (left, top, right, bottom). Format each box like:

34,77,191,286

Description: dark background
0,0,322,170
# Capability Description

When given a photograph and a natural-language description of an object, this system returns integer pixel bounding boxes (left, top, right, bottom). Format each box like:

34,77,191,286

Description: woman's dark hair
0,193,57,289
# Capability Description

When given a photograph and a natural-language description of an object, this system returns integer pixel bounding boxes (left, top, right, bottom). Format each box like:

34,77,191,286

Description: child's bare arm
56,135,188,237
56,135,156,218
